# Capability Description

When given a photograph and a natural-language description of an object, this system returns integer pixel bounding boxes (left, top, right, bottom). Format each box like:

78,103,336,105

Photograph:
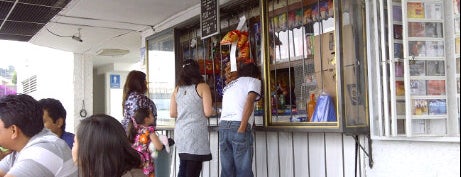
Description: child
128,107,164,177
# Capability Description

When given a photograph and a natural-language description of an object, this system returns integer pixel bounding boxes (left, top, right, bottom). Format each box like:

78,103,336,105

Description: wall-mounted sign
201,0,220,39
110,74,120,89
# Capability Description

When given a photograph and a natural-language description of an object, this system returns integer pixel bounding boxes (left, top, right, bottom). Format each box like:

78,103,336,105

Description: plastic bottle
307,94,316,121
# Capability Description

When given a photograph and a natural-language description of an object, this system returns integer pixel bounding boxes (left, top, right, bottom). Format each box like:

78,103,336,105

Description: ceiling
1,0,201,67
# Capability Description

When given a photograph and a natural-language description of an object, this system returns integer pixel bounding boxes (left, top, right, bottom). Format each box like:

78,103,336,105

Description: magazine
409,41,426,57
410,80,426,95
396,81,405,96
425,41,444,57
408,22,425,37
409,60,426,76
412,99,428,115
407,2,425,18
394,43,403,59
456,37,460,55
457,55,460,73
454,0,461,14
394,25,403,39
426,60,445,76
395,61,404,77
279,13,287,31
424,2,443,20
396,100,406,115
428,99,447,115
424,22,443,38
288,11,296,29
393,5,402,21
426,80,446,95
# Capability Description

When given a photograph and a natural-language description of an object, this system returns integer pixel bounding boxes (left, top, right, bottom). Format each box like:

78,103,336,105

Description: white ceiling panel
29,0,200,67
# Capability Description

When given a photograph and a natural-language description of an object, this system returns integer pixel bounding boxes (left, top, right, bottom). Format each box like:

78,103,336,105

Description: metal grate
0,0,71,41
21,75,37,94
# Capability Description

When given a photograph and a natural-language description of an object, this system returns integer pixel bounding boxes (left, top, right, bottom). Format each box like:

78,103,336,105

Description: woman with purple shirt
122,70,157,132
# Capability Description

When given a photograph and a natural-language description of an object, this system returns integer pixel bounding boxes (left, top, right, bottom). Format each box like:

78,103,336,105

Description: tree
12,71,17,85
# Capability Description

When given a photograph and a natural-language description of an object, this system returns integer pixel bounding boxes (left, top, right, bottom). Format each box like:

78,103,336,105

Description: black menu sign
201,0,219,39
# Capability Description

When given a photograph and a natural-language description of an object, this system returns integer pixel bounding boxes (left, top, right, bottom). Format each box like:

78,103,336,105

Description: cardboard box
313,31,337,98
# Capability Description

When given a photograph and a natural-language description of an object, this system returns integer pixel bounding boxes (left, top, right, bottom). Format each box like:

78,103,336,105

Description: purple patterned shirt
122,92,157,130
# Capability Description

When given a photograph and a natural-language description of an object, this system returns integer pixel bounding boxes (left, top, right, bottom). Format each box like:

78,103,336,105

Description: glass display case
260,0,369,133
147,0,369,133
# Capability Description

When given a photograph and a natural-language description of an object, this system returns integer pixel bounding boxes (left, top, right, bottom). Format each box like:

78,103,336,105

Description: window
368,0,459,139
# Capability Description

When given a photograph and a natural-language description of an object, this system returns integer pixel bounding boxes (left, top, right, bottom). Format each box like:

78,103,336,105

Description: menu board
201,0,220,39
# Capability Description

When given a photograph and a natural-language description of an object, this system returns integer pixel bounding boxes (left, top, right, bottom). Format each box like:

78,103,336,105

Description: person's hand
237,127,246,133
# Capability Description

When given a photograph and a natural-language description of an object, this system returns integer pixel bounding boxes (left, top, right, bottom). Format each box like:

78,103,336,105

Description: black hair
177,59,205,86
76,114,141,177
238,62,260,79
0,94,44,137
38,98,67,132
127,107,150,143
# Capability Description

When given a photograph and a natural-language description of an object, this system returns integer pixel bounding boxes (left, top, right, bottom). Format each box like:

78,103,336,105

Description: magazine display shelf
390,0,448,136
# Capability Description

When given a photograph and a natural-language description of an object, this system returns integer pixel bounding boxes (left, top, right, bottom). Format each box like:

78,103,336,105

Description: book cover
424,2,443,20
424,22,443,38
393,5,402,21
295,9,303,27
394,25,403,39
425,41,444,57
409,60,426,76
288,11,296,29
457,55,460,73
409,41,426,57
395,61,404,77
396,100,406,115
279,13,287,31
410,80,426,95
426,60,445,76
412,99,428,115
456,79,460,93
456,37,460,55
407,2,425,18
394,43,403,59
426,80,446,95
396,81,405,96
428,99,447,115
455,17,460,34
408,22,425,37
455,0,460,15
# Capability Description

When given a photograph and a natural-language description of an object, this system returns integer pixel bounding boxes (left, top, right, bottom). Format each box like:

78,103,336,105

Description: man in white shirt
0,94,78,177
219,63,261,177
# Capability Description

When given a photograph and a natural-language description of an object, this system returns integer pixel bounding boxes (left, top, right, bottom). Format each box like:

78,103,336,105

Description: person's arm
197,83,215,118
238,92,258,133
169,87,178,118
149,133,164,151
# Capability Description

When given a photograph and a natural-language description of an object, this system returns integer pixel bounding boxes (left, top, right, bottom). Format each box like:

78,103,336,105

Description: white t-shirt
220,77,261,125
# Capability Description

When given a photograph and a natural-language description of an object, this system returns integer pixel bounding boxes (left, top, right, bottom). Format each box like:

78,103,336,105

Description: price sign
201,0,220,39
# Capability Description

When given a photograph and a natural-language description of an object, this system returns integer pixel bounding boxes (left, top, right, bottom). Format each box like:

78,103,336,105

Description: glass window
147,30,176,127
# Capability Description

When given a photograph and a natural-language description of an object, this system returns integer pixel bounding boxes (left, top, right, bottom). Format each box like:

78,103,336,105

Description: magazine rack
389,0,448,136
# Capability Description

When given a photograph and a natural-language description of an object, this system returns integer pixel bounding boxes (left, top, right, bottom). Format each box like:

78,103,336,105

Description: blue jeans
219,121,254,177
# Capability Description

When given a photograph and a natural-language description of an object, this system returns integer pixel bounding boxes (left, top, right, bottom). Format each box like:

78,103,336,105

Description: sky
0,40,31,69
